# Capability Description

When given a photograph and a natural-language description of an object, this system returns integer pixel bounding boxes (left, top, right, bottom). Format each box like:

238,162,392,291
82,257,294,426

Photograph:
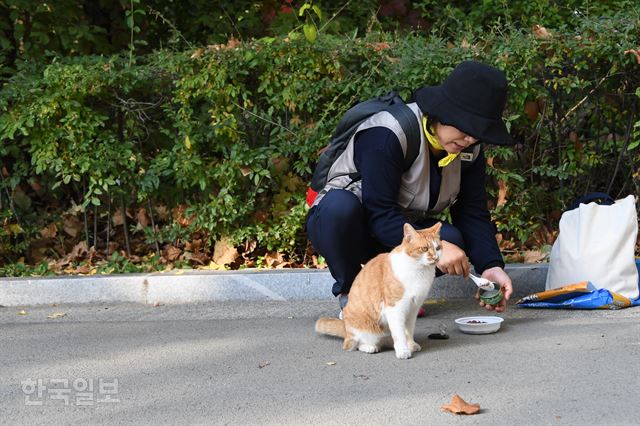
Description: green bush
1,8,639,271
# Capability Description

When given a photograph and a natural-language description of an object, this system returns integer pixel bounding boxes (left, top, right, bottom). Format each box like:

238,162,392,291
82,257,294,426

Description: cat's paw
409,341,421,352
395,348,412,359
358,344,380,354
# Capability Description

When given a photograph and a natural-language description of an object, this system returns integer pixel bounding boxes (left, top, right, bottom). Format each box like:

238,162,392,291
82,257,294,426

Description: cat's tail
315,317,346,338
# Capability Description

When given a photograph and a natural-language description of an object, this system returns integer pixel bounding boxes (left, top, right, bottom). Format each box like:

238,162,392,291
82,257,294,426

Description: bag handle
568,192,615,211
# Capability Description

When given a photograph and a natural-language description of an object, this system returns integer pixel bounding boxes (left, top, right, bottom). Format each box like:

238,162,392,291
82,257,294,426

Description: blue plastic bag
516,260,640,310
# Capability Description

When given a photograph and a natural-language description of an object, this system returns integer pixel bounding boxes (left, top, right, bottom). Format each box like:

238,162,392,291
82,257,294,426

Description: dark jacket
353,126,504,274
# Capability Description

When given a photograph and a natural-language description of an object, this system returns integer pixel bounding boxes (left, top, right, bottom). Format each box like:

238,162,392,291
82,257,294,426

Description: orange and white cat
315,222,442,359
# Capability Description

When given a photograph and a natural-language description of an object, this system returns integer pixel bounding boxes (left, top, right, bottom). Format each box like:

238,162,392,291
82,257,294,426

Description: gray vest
312,102,480,221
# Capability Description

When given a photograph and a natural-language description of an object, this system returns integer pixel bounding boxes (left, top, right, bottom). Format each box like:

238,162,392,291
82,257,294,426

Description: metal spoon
469,273,497,291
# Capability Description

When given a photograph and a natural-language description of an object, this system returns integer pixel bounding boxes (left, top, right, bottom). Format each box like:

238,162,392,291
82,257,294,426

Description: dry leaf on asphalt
47,312,66,319
258,361,270,369
441,394,481,415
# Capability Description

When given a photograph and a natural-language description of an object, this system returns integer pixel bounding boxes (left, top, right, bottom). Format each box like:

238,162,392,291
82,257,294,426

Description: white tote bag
546,194,639,300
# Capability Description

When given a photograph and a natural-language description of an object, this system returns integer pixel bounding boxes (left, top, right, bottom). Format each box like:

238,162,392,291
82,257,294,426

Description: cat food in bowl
454,316,504,334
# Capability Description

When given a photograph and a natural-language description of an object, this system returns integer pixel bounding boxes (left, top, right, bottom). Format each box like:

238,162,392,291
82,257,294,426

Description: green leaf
299,4,311,16
303,24,317,43
312,5,322,20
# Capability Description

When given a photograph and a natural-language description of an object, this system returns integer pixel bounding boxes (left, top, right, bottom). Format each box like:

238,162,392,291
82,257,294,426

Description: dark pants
306,189,465,296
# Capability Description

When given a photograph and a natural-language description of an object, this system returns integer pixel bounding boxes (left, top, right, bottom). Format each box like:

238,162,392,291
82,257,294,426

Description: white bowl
454,316,504,334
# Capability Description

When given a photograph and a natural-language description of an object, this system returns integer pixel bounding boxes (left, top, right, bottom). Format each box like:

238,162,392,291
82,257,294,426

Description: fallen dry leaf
112,208,126,227
271,156,289,173
243,239,257,256
258,361,270,369
239,166,251,177
524,100,540,121
523,250,547,263
136,208,150,228
213,237,239,266
264,251,285,268
199,261,226,271
47,312,66,319
624,49,640,64
497,180,508,206
40,223,58,239
172,205,194,227
190,48,205,59
441,394,481,415
70,241,89,261
486,156,494,168
532,24,552,39
63,215,82,237
366,41,391,52
226,37,241,49
164,245,182,262
75,264,92,274
155,205,170,221
569,131,582,151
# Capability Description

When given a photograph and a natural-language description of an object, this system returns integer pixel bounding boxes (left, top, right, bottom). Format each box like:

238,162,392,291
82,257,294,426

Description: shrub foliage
0,6,639,272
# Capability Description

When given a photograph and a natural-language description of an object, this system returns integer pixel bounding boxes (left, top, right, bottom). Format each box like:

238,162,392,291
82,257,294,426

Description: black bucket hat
413,61,513,145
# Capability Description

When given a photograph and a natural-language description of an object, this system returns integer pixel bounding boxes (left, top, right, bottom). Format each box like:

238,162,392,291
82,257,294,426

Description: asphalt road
1,300,639,425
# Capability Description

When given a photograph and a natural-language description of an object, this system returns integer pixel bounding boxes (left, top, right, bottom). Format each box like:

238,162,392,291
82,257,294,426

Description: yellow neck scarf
422,116,458,167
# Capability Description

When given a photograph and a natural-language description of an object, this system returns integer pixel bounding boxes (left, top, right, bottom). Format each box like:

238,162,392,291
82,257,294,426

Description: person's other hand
436,240,470,278
474,266,513,313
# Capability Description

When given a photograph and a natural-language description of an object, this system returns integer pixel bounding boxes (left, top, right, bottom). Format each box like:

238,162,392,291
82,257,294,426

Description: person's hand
474,266,513,313
436,240,470,278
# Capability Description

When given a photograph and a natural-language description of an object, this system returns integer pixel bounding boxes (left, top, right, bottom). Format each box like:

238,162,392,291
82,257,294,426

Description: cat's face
402,223,442,266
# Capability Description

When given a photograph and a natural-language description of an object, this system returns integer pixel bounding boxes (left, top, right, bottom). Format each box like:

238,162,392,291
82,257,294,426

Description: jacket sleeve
353,127,408,248
450,148,505,273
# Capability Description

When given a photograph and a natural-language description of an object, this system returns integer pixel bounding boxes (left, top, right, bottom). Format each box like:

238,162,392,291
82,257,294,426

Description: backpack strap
385,102,421,171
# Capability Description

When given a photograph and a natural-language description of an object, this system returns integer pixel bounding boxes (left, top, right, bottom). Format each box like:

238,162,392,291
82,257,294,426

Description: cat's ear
429,221,442,235
403,223,417,241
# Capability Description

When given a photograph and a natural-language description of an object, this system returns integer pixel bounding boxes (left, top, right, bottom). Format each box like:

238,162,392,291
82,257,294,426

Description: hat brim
415,86,513,146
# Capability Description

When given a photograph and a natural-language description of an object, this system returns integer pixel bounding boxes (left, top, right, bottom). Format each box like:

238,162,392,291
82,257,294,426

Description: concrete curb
0,263,549,307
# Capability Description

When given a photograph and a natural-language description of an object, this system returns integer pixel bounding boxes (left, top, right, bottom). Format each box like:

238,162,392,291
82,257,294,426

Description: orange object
441,394,481,415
